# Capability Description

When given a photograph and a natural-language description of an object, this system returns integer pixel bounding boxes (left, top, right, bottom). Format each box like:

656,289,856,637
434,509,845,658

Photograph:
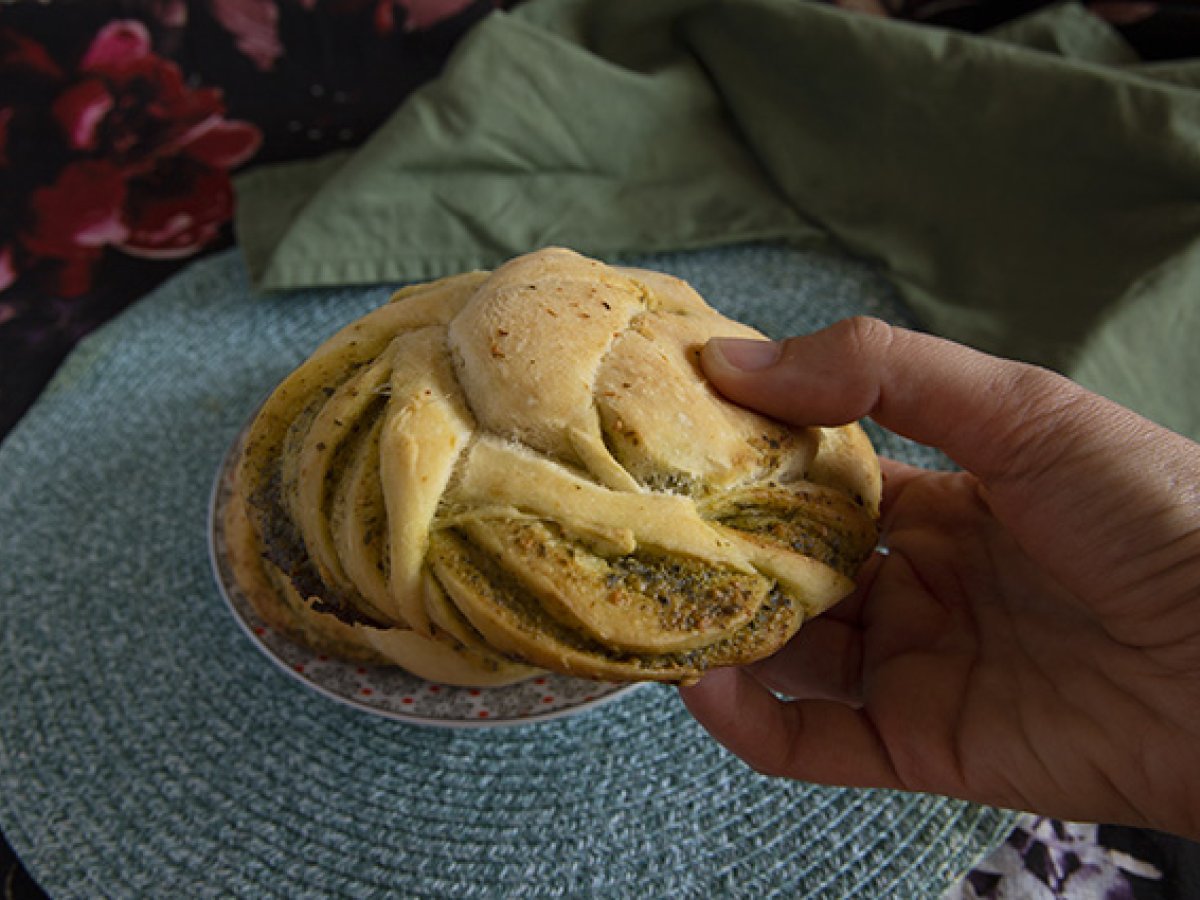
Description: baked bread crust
232,248,881,686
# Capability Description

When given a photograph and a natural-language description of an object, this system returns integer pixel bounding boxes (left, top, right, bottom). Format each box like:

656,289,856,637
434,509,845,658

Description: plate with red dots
207,431,641,728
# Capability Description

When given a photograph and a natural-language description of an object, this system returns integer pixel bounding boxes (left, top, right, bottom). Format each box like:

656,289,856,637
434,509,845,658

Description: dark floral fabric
1,2,1199,898
0,0,507,438
1,18,262,297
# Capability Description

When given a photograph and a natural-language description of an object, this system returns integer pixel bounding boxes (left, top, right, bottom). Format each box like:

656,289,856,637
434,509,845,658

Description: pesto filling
431,529,799,674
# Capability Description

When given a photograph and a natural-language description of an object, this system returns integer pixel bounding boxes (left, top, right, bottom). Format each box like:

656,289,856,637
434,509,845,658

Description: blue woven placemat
0,243,1015,898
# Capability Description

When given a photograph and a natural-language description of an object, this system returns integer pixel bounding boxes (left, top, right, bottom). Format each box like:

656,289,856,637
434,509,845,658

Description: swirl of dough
229,249,881,686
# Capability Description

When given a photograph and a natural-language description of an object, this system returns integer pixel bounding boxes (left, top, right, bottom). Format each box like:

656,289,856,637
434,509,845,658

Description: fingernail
708,338,781,372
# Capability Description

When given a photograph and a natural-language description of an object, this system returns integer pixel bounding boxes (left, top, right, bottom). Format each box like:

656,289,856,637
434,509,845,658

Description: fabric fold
235,0,1200,438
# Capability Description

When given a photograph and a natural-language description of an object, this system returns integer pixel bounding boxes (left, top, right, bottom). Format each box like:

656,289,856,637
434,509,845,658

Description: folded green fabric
235,0,1200,440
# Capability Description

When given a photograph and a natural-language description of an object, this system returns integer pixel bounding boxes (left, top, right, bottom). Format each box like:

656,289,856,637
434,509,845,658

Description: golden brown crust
226,248,881,686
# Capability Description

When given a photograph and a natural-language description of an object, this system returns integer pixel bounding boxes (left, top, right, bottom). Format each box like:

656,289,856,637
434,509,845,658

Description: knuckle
839,316,896,360
837,316,895,418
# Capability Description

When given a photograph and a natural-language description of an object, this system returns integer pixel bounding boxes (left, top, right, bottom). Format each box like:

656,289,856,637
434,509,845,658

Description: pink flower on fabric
69,21,261,174
208,0,284,72
79,19,153,72
1,20,262,296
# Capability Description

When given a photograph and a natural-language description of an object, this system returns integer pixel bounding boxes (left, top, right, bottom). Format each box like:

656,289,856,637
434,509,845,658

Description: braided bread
227,248,881,686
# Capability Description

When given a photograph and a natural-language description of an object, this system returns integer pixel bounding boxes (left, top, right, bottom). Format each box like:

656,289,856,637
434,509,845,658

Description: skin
680,316,1200,840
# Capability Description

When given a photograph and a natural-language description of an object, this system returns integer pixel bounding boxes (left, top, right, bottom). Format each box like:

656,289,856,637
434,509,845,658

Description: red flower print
21,161,129,297
0,20,262,296
183,120,263,170
121,162,234,259
52,80,114,151
69,21,259,174
23,161,129,259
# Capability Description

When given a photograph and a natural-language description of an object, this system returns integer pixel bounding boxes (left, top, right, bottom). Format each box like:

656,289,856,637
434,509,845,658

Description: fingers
747,615,864,704
878,456,929,518
679,668,901,789
701,316,1078,483
744,532,906,703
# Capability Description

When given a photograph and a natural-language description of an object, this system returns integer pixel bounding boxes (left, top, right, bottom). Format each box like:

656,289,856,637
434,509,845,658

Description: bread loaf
226,248,881,686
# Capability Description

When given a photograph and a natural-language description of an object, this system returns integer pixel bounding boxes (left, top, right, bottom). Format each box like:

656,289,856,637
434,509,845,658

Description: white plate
207,425,642,728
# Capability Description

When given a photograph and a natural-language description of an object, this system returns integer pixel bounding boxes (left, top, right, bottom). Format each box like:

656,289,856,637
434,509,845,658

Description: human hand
681,317,1200,839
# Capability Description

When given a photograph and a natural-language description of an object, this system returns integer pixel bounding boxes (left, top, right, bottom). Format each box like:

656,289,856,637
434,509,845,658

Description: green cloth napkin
235,0,1200,440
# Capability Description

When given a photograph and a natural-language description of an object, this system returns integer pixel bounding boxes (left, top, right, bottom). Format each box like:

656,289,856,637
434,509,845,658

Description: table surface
1,242,1197,899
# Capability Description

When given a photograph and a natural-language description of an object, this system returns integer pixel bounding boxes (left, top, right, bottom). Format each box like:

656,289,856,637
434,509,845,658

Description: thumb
701,316,1065,483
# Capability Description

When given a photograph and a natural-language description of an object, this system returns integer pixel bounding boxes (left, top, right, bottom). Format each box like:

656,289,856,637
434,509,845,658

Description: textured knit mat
0,244,1016,898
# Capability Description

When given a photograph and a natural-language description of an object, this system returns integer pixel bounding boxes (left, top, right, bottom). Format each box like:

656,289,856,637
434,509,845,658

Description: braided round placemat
0,243,1015,898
